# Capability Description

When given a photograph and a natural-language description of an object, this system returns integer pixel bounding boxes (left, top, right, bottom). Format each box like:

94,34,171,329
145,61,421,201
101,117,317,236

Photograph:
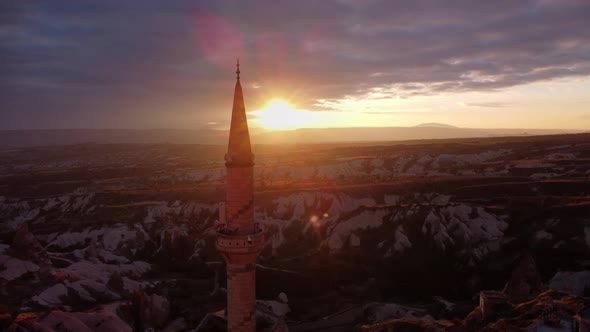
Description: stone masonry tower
216,60,264,332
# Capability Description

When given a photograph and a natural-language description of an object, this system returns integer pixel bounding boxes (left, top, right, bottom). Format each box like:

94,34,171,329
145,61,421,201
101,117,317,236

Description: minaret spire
236,58,240,80
226,58,252,166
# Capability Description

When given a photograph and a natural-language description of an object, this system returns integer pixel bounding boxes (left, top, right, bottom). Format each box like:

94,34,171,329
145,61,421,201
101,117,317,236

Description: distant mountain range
413,122,458,128
0,125,584,149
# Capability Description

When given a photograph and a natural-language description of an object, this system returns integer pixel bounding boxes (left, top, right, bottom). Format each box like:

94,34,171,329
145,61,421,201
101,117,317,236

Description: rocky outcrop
464,289,588,331
0,304,12,330
549,271,590,296
129,289,170,330
362,302,431,324
10,223,51,267
144,293,170,329
271,318,290,332
502,253,545,303
358,317,453,331
257,292,292,331
359,289,588,332
8,308,131,332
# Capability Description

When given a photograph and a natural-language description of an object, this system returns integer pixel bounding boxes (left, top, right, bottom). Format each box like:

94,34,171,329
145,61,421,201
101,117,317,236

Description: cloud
461,102,513,108
1,0,590,128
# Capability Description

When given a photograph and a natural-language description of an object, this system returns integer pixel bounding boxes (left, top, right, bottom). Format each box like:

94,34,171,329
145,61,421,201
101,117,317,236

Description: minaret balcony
216,229,264,255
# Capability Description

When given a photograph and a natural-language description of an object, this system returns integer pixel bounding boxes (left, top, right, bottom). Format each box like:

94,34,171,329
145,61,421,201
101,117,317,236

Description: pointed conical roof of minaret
226,59,253,166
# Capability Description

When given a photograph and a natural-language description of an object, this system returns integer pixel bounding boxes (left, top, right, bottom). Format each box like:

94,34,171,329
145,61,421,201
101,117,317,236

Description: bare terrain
1,133,590,331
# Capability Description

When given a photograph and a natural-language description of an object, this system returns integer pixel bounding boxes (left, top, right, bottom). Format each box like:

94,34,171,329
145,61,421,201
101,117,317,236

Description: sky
1,0,589,130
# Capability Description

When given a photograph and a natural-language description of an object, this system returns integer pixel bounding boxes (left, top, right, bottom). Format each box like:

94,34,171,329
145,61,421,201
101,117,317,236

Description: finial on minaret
226,57,252,165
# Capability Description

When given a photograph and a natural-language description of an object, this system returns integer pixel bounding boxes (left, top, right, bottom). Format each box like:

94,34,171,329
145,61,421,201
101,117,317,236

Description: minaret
216,59,264,332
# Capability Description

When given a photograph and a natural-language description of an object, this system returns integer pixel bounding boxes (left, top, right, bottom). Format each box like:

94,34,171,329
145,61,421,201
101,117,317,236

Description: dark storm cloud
1,0,589,128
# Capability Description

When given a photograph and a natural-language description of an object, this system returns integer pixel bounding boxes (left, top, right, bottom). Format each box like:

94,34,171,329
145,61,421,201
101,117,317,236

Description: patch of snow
271,192,374,221
553,240,565,249
392,225,412,255
63,260,150,281
433,297,455,311
547,144,571,150
255,192,377,251
421,205,507,260
70,193,94,211
159,225,189,244
29,260,152,304
33,283,69,306
0,198,40,230
185,168,224,183
435,149,511,167
534,320,572,331
363,302,430,323
370,158,384,168
43,197,65,210
257,296,290,318
0,255,40,281
48,223,150,253
327,209,388,251
549,271,590,296
427,193,451,204
278,292,288,303
256,264,302,276
513,162,554,169
534,230,554,242
327,235,344,252
545,152,576,160
530,173,560,180
39,309,131,332
349,233,361,247
102,225,145,251
99,250,130,264
384,195,399,205
64,279,116,302
143,201,216,226
267,225,286,253
163,317,187,332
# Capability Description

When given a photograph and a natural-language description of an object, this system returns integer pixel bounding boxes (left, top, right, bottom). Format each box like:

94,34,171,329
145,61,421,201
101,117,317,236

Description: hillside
0,127,583,149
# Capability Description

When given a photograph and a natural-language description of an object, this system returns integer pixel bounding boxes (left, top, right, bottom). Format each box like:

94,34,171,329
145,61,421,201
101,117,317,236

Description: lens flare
250,100,315,130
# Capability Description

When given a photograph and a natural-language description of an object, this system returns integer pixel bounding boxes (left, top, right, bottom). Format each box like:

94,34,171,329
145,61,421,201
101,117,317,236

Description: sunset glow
249,100,315,130
3,1,590,131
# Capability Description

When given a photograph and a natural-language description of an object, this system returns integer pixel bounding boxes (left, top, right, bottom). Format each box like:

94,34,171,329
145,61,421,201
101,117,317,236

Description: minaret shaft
216,60,263,332
226,166,254,235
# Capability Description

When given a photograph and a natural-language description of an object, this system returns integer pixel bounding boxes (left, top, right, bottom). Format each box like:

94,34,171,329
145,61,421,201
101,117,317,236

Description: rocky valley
1,133,590,331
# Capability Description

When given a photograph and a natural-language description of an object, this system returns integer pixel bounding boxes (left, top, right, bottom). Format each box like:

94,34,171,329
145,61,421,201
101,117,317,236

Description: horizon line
0,126,587,132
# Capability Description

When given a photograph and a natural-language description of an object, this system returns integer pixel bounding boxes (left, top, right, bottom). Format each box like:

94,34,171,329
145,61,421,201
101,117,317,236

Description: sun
249,100,314,130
